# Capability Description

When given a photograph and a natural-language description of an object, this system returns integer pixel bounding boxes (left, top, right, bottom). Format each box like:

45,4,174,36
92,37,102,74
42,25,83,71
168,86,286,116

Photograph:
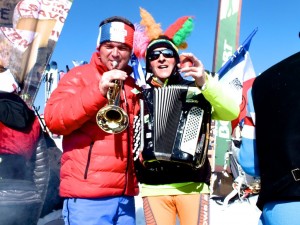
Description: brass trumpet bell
96,65,129,134
96,104,128,134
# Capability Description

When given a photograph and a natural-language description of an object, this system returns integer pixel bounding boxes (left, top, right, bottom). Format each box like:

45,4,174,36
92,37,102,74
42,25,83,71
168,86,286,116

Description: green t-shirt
140,182,210,197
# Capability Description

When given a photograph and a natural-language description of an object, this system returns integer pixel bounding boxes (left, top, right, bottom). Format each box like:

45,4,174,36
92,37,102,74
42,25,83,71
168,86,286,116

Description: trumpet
96,61,129,134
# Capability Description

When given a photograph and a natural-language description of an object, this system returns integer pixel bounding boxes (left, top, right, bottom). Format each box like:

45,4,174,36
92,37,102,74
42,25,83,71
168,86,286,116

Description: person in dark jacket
239,51,300,225
0,67,41,159
44,16,141,225
0,66,48,225
133,8,239,225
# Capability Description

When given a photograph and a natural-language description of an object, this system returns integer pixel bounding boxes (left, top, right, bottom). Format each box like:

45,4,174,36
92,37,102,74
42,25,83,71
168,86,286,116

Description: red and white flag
218,28,258,131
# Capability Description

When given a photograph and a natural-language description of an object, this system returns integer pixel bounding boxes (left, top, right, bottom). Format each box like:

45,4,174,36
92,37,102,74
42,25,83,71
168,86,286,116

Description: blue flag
130,54,147,88
218,27,258,79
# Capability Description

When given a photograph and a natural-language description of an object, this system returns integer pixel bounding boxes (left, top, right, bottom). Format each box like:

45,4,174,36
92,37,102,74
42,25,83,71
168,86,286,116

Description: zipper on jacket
121,85,130,195
84,142,94,179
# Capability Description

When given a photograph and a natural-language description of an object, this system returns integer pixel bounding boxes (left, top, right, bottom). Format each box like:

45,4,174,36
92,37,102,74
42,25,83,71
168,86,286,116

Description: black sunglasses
148,49,174,61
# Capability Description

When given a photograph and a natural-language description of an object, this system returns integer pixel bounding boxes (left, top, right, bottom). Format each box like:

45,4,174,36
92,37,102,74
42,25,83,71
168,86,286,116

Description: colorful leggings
142,194,209,225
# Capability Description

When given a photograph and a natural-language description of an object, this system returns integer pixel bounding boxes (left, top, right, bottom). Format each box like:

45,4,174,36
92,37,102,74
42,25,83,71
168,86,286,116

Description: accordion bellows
139,85,212,168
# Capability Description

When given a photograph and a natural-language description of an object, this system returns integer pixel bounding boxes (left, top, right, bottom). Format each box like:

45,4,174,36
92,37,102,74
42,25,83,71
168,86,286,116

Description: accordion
135,85,212,168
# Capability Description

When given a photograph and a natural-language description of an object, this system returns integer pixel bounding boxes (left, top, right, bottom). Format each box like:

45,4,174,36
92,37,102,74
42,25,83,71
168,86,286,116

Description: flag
238,89,260,176
130,54,147,88
218,27,258,131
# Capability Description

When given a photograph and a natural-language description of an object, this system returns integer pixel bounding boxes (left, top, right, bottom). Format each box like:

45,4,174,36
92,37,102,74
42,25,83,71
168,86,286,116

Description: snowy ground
209,195,261,225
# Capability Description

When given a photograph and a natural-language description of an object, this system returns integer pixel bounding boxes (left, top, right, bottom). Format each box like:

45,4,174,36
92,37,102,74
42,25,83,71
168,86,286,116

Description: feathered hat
133,7,195,72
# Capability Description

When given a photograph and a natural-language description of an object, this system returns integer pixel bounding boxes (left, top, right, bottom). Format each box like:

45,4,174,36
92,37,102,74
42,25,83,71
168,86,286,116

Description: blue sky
35,0,300,110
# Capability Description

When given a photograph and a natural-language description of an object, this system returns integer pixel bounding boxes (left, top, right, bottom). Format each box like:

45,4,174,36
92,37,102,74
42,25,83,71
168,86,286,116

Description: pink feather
133,23,150,59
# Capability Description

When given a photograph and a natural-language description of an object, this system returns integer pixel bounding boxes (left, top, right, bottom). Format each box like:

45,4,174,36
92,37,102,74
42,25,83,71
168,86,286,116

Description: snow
209,195,261,225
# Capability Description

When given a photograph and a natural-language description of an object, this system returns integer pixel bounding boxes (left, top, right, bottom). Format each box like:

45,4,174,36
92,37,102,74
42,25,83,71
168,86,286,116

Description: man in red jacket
44,16,141,225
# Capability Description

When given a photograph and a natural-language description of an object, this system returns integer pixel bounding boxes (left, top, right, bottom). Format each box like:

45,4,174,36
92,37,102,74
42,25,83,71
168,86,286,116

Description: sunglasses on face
148,49,175,61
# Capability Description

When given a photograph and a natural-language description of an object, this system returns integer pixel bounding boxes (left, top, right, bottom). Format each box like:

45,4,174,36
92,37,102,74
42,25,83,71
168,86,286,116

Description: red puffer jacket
0,117,40,160
44,52,140,198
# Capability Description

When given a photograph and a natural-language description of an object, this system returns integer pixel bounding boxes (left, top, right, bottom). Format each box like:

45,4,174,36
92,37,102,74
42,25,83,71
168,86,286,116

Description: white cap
0,69,20,93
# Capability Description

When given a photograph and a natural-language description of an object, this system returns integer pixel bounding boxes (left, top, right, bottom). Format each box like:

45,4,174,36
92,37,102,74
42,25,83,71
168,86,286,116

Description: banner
0,0,73,107
211,0,242,171
0,0,20,26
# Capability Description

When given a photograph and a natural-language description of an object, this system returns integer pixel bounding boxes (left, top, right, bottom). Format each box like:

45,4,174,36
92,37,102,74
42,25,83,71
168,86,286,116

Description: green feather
172,18,194,47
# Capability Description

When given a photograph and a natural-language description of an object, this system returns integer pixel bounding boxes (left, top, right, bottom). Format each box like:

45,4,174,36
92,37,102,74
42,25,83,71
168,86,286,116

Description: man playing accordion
133,9,239,225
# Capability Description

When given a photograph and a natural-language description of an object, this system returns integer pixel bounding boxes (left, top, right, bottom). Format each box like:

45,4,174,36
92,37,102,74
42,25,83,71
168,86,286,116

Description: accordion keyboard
181,106,204,156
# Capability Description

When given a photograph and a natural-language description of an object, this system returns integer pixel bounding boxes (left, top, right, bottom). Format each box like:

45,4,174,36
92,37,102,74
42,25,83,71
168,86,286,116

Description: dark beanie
145,36,180,72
